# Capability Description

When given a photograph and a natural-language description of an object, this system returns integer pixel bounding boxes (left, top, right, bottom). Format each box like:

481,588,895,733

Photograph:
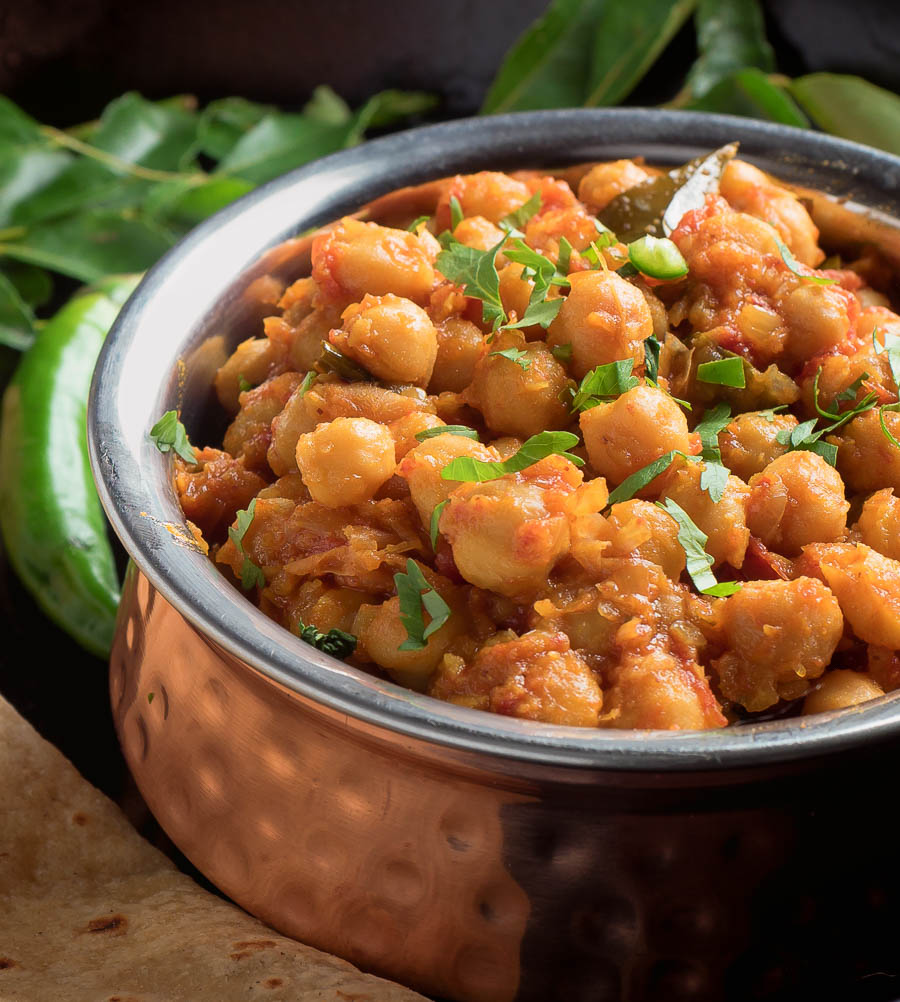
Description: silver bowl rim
88,107,900,773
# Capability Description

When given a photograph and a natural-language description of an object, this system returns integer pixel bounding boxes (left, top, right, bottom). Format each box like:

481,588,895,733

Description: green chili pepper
0,275,140,657
627,234,689,280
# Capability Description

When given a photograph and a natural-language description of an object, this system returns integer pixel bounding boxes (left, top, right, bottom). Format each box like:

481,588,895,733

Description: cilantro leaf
775,236,836,285
502,240,569,288
227,499,266,591
644,335,661,383
490,347,532,370
697,357,746,388
297,617,357,659
556,236,573,276
777,388,878,466
407,214,431,233
759,405,789,423
873,326,900,389
694,402,733,504
414,424,480,443
149,410,198,465
507,295,563,330
571,358,640,412
605,449,690,508
500,191,542,231
449,195,464,230
298,370,316,397
879,403,900,450
394,559,451,651
441,430,584,483
237,374,253,393
657,498,742,597
429,499,448,549
435,235,507,330
551,343,573,364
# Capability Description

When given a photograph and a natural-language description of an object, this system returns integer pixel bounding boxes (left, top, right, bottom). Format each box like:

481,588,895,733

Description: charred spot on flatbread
84,914,129,936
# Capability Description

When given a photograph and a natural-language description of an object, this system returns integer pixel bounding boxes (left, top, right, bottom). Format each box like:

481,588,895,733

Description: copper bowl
88,110,900,1002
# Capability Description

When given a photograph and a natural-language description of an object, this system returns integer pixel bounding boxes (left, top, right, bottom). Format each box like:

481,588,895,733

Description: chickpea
719,411,797,482
467,332,570,439
798,344,893,417
388,412,444,461
441,475,572,597
778,283,854,368
223,371,302,475
438,171,532,227
524,206,600,260
311,218,436,305
803,670,884,715
602,649,726,730
663,460,751,568
452,215,505,251
398,433,498,529
580,384,691,489
602,500,686,579
286,303,344,373
547,270,653,379
429,630,602,728
268,379,318,476
856,488,900,560
497,262,536,328
215,337,284,415
429,318,486,393
818,543,900,648
836,408,900,493
330,293,438,386
720,159,823,267
711,577,844,711
355,588,462,692
295,417,396,507
747,451,848,556
577,160,653,213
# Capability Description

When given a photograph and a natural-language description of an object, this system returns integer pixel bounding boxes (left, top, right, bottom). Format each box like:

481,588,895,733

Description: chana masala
165,148,900,731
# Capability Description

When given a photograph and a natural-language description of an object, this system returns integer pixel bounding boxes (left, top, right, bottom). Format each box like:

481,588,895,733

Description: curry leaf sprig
297,617,357,659
227,500,266,591
395,558,452,651
149,410,198,465
441,430,584,483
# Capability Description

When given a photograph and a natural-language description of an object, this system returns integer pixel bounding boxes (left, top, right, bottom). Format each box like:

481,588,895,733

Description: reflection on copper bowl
88,110,900,1002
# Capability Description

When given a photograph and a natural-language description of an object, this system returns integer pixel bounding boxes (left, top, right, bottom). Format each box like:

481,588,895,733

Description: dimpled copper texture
111,566,900,1002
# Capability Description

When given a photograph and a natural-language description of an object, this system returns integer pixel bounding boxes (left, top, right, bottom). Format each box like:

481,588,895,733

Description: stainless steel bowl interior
88,108,900,772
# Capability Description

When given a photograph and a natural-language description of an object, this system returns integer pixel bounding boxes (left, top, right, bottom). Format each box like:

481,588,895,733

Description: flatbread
0,694,427,1002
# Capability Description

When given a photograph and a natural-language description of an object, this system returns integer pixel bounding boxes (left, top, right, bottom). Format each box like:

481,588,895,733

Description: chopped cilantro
657,498,742,597
237,374,252,393
775,237,836,285
414,424,480,443
551,343,573,364
605,450,692,508
441,430,584,483
149,410,198,465
297,618,357,659
644,335,661,383
228,500,266,591
298,370,316,397
500,191,542,232
429,499,448,549
490,347,532,370
394,559,451,651
694,402,733,503
556,236,574,276
449,195,465,230
407,215,431,233
570,359,640,412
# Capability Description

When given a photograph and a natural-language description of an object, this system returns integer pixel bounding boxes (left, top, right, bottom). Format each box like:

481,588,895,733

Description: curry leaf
584,0,698,107
685,0,774,99
685,68,809,127
0,271,35,350
790,74,900,157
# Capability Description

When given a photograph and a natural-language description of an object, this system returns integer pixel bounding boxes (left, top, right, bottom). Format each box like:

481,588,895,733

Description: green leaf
502,239,569,287
449,195,465,230
0,96,44,143
644,335,661,382
414,424,480,443
430,499,448,549
571,358,640,412
349,89,437,134
551,343,573,364
227,499,266,591
481,0,605,113
490,347,532,370
0,211,173,283
441,430,584,483
775,236,836,285
303,85,353,125
297,616,357,659
1,262,53,308
584,0,698,107
628,234,688,279
685,68,808,126
197,96,274,160
298,371,316,398
149,409,197,465
657,498,742,596
143,175,254,228
500,191,542,231
686,0,774,98
697,357,746,388
395,558,451,651
0,149,73,228
0,271,35,350
605,449,687,507
874,327,900,390
89,92,200,171
557,236,574,276
216,113,351,184
694,401,733,503
879,405,900,451
407,214,431,233
435,235,507,330
790,74,900,157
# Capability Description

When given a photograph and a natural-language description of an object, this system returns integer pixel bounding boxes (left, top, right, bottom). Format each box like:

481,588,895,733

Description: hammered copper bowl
88,110,900,1002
